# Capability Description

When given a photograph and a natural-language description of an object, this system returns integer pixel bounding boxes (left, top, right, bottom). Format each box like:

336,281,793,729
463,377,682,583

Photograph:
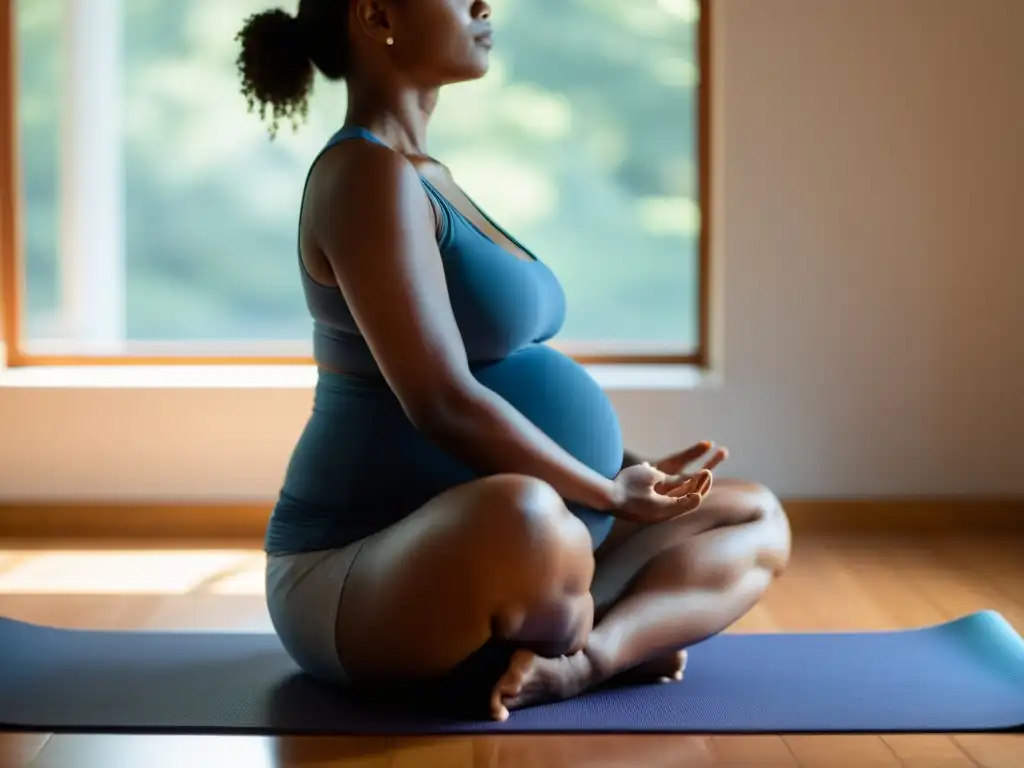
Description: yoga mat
1,611,1022,734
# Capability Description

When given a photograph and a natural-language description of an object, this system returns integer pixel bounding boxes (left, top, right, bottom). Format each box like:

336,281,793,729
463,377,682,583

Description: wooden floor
0,531,1021,767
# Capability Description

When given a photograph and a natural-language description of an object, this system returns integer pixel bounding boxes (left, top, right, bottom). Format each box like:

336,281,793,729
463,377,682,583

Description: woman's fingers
699,468,714,495
663,469,712,498
658,441,729,476
702,446,729,473
645,466,719,523
660,447,727,495
657,475,694,497
656,441,714,474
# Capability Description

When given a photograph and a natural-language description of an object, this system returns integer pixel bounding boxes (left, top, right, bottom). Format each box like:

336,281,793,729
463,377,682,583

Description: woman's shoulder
303,138,432,228
312,136,422,201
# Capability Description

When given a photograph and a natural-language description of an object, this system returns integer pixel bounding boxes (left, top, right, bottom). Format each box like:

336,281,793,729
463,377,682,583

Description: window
2,0,710,367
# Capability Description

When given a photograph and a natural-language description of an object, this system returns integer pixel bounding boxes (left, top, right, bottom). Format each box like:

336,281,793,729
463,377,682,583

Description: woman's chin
444,57,491,84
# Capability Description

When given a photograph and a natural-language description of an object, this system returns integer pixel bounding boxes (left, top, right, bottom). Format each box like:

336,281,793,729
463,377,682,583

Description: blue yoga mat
0,611,1021,734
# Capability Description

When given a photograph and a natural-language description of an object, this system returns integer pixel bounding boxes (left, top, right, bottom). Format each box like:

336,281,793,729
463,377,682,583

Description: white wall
2,0,1023,501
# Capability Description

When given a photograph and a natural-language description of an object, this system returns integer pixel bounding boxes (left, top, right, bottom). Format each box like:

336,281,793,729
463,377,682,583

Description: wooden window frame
0,0,711,369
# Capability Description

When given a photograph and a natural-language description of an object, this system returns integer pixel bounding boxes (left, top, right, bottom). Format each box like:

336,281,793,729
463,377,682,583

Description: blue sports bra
298,126,568,375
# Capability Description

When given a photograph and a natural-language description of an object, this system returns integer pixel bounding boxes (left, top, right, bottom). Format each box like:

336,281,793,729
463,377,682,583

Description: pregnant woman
238,0,791,720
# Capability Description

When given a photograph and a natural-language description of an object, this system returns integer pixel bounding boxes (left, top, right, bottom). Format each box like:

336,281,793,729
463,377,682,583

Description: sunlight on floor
33,733,280,768
0,551,264,595
207,564,266,596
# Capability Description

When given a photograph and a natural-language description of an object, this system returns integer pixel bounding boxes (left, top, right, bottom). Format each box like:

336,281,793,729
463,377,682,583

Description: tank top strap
324,125,389,150
417,178,456,247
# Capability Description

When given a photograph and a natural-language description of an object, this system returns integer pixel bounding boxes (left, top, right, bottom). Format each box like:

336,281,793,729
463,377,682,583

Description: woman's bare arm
309,142,624,513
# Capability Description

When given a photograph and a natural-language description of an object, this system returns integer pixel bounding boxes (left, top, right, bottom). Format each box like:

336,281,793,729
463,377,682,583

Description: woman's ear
351,0,394,45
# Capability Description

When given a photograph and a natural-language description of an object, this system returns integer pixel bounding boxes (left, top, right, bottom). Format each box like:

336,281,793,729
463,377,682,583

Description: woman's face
362,0,495,85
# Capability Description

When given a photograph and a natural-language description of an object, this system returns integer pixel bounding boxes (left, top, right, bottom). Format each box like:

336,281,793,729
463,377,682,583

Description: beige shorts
264,543,364,685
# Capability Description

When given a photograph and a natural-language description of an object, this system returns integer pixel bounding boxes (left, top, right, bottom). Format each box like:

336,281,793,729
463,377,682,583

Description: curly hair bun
236,9,315,138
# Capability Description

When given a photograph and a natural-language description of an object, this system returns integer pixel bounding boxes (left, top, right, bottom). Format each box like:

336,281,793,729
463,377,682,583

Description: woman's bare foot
489,649,598,721
487,648,688,720
615,649,687,685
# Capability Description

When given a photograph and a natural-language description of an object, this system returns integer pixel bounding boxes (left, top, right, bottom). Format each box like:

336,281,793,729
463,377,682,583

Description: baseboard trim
0,498,1020,547
0,502,270,545
784,497,1023,533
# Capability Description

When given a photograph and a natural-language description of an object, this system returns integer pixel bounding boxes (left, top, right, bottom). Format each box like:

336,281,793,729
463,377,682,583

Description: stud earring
386,36,394,46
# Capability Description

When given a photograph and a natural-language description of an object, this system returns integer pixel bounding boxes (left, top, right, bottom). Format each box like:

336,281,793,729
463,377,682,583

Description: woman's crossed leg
328,474,791,719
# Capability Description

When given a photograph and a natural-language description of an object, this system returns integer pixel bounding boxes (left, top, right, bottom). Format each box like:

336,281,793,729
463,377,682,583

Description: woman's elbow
403,379,481,439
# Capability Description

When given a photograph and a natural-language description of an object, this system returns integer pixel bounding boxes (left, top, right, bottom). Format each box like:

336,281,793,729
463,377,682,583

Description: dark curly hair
235,0,351,138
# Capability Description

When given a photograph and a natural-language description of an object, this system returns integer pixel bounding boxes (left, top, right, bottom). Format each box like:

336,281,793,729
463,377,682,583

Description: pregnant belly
472,344,624,481
272,344,622,552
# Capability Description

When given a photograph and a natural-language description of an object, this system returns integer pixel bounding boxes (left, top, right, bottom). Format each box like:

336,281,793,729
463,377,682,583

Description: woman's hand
651,441,728,495
611,462,711,524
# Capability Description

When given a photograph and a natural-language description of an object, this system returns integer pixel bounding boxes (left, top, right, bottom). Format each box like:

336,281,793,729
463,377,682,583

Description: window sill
0,363,716,392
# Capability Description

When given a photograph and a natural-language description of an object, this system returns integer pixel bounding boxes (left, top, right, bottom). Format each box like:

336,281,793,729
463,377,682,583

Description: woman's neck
344,80,439,157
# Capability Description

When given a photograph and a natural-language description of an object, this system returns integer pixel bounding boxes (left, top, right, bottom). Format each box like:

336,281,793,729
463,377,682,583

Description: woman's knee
468,474,594,562
667,482,791,589
466,475,596,654
744,483,792,575
331,475,595,679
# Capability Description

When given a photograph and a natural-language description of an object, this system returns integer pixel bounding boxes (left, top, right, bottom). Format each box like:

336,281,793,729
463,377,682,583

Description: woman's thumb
636,461,667,485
